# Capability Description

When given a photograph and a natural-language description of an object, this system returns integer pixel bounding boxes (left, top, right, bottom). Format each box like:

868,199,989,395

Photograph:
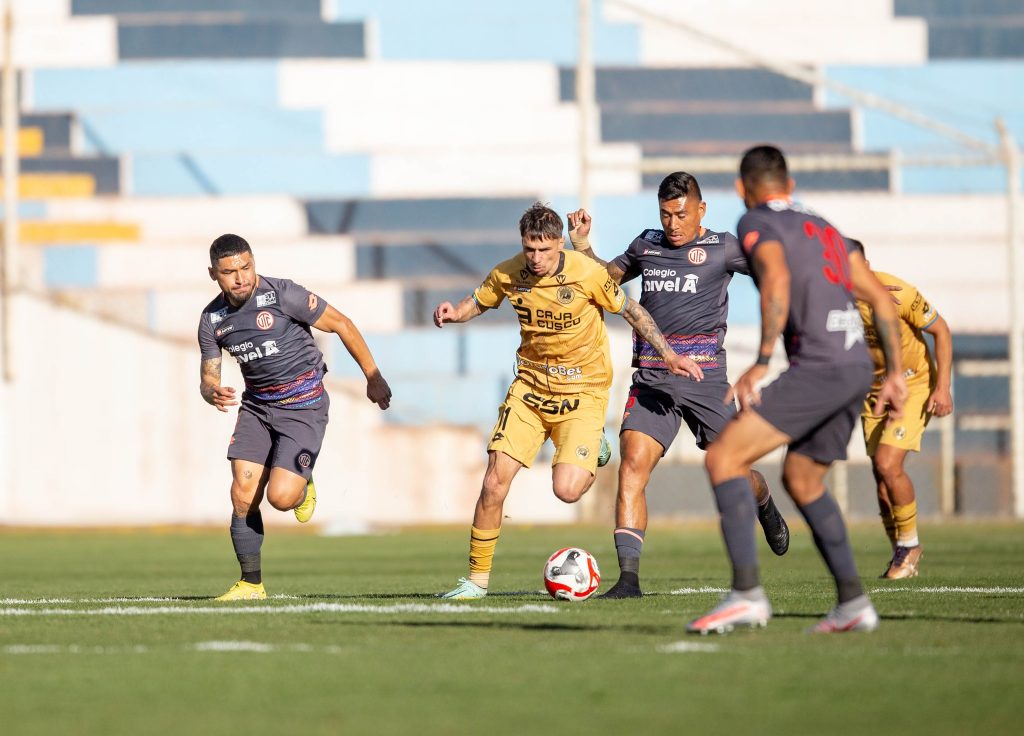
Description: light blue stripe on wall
44,246,98,287
131,152,371,196
331,0,638,64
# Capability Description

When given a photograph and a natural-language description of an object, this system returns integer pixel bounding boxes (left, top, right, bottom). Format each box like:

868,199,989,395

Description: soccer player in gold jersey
434,203,704,599
848,240,953,579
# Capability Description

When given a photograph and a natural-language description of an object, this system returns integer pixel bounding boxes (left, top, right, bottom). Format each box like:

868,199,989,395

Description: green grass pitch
1,522,1021,735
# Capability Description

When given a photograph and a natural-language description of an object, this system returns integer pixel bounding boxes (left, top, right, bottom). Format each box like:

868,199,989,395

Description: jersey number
803,221,851,289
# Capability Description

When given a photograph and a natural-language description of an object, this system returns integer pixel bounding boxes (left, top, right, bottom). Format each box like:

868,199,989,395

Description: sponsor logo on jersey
642,249,662,256
524,392,582,414
227,339,281,364
256,291,277,308
826,303,865,350
643,230,663,243
215,324,235,337
696,234,719,245
688,247,707,264
557,285,575,304
256,311,275,330
642,268,698,293
209,307,229,325
308,293,318,312
519,268,531,280
556,274,566,285
514,286,532,293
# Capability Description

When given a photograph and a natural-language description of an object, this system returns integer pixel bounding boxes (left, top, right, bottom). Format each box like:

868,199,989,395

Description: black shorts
620,368,735,453
226,394,330,480
753,362,873,464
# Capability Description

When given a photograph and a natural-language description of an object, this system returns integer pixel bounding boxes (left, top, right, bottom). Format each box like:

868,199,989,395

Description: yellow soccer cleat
294,476,317,523
215,580,267,601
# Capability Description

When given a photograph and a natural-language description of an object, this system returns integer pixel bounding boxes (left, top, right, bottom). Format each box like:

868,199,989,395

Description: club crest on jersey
256,291,277,308
688,247,707,264
256,311,275,330
556,285,575,304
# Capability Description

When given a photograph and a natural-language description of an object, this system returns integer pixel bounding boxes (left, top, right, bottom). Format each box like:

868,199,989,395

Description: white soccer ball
543,547,601,601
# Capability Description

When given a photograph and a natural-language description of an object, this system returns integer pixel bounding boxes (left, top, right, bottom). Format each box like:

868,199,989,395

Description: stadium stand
1,0,1021,523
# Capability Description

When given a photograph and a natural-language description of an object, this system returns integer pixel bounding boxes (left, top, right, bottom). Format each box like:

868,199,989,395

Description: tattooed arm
727,240,789,410
199,356,238,413
849,251,907,419
621,297,703,380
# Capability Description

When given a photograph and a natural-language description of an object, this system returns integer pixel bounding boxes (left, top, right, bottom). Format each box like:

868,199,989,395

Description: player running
567,171,789,599
687,146,906,635
434,203,704,600
848,239,953,579
198,234,391,601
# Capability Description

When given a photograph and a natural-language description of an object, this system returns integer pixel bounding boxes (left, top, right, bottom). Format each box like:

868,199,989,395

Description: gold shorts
862,381,932,455
487,379,608,473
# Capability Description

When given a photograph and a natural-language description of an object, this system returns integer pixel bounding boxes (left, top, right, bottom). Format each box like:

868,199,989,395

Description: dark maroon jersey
198,275,330,408
611,228,747,373
737,199,871,367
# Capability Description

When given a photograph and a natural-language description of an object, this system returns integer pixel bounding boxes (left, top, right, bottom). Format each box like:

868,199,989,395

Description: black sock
230,512,264,585
613,527,645,577
798,492,863,603
712,477,760,591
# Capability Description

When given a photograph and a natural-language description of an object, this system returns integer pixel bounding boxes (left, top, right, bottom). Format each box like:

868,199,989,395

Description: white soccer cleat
809,595,879,633
686,588,771,635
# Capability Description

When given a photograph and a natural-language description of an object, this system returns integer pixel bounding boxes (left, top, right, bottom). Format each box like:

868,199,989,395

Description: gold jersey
856,271,939,389
473,250,627,394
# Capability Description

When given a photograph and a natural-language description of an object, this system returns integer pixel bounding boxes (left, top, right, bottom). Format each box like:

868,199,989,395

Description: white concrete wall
0,293,492,527
0,1,116,68
606,0,927,67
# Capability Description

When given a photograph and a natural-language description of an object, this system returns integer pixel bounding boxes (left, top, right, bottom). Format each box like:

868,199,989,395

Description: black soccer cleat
597,577,643,599
758,497,790,556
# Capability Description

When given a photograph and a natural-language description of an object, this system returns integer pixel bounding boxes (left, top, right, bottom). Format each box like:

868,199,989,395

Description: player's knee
266,483,302,511
552,474,592,504
872,455,905,485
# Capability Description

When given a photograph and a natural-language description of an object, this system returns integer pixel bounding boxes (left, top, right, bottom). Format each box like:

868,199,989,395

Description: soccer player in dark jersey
433,203,704,600
567,171,790,600
687,146,907,634
198,234,392,600
848,239,953,580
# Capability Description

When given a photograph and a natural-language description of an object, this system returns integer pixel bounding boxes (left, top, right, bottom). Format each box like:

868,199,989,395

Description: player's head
846,237,869,267
519,203,565,277
657,171,706,246
736,145,794,209
208,233,257,306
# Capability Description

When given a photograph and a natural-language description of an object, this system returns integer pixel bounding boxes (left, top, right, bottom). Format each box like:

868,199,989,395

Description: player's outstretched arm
727,240,789,411
313,305,392,410
433,295,482,327
199,356,237,412
848,251,906,418
622,297,703,381
924,313,953,417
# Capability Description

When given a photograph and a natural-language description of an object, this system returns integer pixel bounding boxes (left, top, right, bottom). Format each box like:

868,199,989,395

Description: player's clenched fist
566,208,592,244
433,301,457,327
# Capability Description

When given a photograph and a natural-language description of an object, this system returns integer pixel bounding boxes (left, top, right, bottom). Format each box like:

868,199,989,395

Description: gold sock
880,510,898,550
468,525,501,589
893,500,919,547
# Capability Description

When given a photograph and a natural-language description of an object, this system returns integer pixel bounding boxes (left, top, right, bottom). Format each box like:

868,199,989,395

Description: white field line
2,642,350,655
869,586,1024,594
657,641,721,653
0,601,560,617
669,587,729,595
0,595,303,605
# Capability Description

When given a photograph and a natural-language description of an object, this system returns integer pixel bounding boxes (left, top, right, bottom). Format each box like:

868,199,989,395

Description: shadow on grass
774,611,1024,626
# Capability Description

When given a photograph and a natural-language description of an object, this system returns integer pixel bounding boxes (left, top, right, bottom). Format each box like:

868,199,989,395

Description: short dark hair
519,203,563,240
739,145,789,188
210,233,252,265
846,238,865,257
658,171,702,203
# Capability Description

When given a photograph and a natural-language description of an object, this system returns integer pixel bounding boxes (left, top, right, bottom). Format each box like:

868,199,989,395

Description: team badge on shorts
297,452,312,468
576,445,590,459
894,426,906,440
557,286,574,305
256,311,275,330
